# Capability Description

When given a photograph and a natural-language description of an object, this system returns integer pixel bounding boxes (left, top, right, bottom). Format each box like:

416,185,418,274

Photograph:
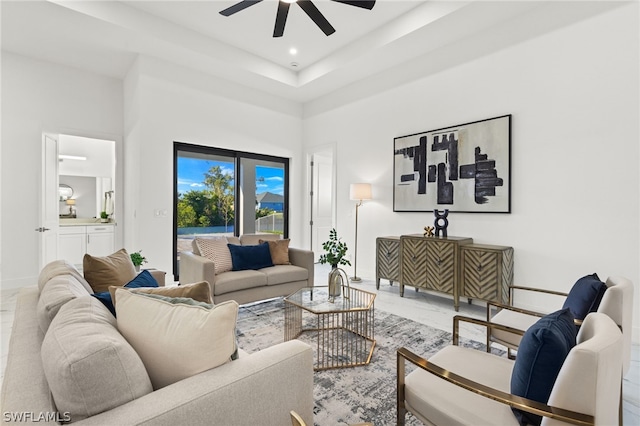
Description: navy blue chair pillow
91,269,159,316
510,308,577,426
562,273,607,320
228,242,274,271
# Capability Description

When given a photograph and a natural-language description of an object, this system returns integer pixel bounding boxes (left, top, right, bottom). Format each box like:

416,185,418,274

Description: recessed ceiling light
289,47,298,56
282,0,298,3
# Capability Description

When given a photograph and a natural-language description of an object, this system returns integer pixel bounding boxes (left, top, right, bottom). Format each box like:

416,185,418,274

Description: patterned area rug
237,298,504,426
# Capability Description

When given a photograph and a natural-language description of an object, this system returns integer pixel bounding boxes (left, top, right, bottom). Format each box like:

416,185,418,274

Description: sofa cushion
83,248,137,293
195,237,233,274
38,259,91,293
240,233,281,246
111,280,212,307
510,308,577,426
260,238,291,265
262,265,308,286
36,274,92,333
116,289,239,389
562,273,607,320
228,242,273,271
41,296,152,422
214,269,268,295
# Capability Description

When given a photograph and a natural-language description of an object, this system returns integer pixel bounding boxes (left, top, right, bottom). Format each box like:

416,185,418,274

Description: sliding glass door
173,143,288,279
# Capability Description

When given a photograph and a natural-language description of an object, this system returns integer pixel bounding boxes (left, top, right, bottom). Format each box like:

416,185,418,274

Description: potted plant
318,228,351,299
130,250,147,272
100,211,109,223
319,228,351,268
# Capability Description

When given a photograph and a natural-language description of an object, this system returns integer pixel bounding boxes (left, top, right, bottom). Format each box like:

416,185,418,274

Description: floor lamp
349,183,372,282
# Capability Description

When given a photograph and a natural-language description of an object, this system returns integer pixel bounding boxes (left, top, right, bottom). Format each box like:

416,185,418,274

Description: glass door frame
173,142,289,280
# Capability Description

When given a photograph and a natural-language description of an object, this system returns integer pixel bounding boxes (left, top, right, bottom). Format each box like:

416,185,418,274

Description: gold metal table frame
284,286,376,371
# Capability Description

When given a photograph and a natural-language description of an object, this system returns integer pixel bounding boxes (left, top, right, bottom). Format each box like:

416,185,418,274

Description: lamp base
350,276,362,282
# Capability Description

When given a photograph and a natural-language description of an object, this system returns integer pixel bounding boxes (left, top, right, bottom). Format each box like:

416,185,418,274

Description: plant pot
100,218,109,223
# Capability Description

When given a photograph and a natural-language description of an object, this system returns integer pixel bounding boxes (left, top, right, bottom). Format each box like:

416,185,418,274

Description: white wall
123,57,303,279
303,4,640,339
0,52,124,288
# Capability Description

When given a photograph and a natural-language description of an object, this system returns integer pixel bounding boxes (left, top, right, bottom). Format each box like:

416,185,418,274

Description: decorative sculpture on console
433,209,449,237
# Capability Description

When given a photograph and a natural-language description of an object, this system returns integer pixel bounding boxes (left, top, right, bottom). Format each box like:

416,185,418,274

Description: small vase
328,265,342,299
135,265,140,273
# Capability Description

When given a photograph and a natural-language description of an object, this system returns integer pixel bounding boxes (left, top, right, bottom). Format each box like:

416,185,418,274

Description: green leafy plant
130,250,147,267
100,211,109,219
318,228,351,267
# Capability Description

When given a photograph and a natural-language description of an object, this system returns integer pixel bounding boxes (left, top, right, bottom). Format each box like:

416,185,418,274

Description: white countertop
59,218,116,226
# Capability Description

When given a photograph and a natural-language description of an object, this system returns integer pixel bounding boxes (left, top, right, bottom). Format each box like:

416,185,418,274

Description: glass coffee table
284,286,376,370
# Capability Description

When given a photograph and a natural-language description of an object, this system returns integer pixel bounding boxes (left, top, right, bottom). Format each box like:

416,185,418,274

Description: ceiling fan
219,0,376,37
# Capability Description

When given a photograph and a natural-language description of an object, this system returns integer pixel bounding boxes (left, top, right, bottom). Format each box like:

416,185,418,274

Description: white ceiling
0,1,628,104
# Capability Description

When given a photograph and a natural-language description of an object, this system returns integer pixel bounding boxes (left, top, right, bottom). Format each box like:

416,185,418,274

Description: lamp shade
350,183,372,201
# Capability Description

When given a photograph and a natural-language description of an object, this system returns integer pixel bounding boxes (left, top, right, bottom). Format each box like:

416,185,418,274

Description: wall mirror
58,184,73,201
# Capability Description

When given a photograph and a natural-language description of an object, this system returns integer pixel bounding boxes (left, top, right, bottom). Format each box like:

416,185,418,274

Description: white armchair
397,312,623,425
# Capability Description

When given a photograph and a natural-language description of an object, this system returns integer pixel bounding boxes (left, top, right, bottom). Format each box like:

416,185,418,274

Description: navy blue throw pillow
228,242,274,271
125,269,160,290
562,273,607,320
91,270,159,317
510,308,577,426
91,291,116,316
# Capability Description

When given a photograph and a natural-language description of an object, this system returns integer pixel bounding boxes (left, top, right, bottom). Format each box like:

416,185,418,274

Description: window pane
175,150,235,276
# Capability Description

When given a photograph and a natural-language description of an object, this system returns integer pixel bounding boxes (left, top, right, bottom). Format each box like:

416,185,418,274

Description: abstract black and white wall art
393,115,511,213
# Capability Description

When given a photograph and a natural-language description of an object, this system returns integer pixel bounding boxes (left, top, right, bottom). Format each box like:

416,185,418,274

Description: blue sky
177,157,284,196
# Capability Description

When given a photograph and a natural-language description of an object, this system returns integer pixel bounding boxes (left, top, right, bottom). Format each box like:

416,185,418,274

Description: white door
310,148,335,260
39,134,60,268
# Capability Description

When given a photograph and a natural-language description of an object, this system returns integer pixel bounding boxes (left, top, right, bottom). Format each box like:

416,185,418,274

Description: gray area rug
237,298,504,426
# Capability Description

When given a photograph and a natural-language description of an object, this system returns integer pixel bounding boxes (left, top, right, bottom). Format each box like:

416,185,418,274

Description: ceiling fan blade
331,0,375,10
273,1,291,38
298,0,335,36
219,0,263,17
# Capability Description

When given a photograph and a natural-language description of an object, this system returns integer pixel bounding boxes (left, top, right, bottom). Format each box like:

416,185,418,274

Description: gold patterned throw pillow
109,281,212,307
259,238,291,265
195,237,233,275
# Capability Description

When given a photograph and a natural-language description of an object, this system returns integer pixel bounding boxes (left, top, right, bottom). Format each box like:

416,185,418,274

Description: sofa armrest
76,340,314,426
179,251,216,290
288,247,314,288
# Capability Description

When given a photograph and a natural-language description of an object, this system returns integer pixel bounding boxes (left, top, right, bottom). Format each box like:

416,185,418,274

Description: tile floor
1,264,638,424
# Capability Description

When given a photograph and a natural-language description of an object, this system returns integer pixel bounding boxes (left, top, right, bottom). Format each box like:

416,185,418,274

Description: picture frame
393,114,511,213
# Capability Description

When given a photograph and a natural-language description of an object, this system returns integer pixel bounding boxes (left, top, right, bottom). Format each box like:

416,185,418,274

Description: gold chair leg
397,351,406,426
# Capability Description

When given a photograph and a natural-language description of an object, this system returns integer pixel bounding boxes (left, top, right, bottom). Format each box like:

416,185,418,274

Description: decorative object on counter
433,209,449,237
65,199,76,218
423,226,434,237
130,250,148,272
393,114,511,213
328,266,350,302
103,190,115,218
349,183,372,282
100,211,109,223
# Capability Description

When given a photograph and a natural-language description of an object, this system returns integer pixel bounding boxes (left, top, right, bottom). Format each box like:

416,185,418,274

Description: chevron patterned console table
378,234,513,311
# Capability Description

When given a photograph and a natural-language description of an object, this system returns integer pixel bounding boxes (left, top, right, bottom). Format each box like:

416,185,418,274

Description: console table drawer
376,236,400,289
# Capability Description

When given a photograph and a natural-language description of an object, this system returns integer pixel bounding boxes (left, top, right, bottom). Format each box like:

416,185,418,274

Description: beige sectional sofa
179,233,315,305
1,260,314,425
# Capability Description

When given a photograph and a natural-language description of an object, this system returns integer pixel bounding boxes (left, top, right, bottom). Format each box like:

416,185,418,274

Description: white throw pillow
195,237,233,274
115,289,239,389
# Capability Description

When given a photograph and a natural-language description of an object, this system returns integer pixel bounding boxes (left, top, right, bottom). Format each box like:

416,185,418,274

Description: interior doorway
309,145,336,259
38,133,116,269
